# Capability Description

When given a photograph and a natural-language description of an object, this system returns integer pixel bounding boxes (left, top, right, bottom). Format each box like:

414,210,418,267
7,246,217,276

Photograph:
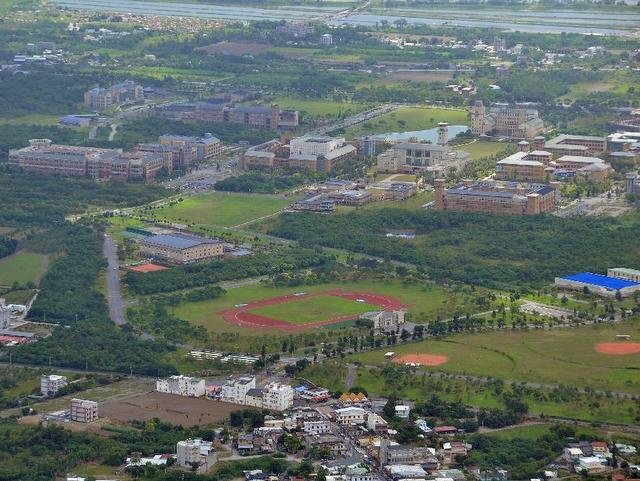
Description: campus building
495,151,548,182
540,134,607,157
553,155,613,181
156,102,298,129
554,272,640,298
471,101,544,139
84,80,143,111
41,374,68,397
70,398,98,423
8,139,170,182
241,136,356,173
376,129,469,177
156,375,206,397
139,233,224,264
434,179,556,215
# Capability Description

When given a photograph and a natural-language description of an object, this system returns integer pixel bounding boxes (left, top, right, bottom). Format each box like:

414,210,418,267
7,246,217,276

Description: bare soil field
100,391,238,426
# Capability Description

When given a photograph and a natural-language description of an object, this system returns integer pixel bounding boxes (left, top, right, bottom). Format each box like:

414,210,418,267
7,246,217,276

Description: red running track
220,289,406,332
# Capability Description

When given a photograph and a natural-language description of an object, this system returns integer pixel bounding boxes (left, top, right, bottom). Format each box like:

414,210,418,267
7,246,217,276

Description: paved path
103,234,126,326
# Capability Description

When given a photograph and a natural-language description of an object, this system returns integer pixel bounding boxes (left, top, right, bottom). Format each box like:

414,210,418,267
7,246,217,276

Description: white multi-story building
176,438,216,471
221,376,256,404
335,407,367,425
41,374,68,397
156,375,205,397
0,298,10,329
290,136,344,157
303,419,332,435
70,398,98,423
262,383,294,411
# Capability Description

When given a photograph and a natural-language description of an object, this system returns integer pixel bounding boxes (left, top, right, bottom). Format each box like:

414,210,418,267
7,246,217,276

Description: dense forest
124,247,333,295
0,237,18,259
0,173,169,226
214,171,322,194
268,209,640,289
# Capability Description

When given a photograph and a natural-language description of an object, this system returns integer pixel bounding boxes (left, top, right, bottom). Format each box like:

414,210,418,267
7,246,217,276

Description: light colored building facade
156,375,206,397
139,233,224,264
176,438,216,470
70,398,98,423
262,383,294,411
84,80,143,111
495,151,547,182
471,101,544,139
607,268,640,283
0,298,10,329
221,376,256,404
434,179,556,215
41,374,68,397
9,139,169,182
335,407,367,425
541,134,607,157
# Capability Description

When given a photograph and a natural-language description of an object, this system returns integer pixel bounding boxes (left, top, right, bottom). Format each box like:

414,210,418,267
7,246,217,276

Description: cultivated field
351,321,640,394
100,391,238,426
145,192,291,228
0,250,49,286
173,279,477,336
345,106,468,138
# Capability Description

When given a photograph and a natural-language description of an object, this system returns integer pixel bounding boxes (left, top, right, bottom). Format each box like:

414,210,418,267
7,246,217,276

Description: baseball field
351,320,640,395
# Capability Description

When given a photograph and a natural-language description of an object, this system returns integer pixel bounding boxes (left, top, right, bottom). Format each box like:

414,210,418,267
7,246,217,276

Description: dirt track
220,289,406,332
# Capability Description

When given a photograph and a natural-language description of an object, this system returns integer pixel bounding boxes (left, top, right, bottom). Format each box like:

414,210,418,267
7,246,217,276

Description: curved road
103,234,126,326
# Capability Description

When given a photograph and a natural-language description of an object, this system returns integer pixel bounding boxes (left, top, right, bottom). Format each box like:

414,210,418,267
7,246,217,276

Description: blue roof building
555,271,640,298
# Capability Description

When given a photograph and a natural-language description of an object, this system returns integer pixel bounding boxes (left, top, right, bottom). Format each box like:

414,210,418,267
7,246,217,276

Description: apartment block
176,438,216,471
434,179,556,215
221,376,256,404
262,383,294,411
41,374,68,397
0,298,10,330
70,398,98,423
156,375,206,397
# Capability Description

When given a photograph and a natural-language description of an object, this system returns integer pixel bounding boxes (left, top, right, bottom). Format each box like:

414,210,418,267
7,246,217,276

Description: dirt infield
393,353,450,366
595,342,640,355
128,263,167,273
100,391,238,426
221,289,406,332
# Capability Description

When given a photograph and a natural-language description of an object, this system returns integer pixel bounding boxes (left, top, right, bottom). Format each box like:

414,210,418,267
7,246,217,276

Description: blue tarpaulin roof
562,272,640,290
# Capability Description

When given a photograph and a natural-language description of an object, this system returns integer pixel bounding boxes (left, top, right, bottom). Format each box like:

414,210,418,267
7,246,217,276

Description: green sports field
351,321,640,395
145,192,291,228
0,251,49,286
249,295,379,324
172,279,478,336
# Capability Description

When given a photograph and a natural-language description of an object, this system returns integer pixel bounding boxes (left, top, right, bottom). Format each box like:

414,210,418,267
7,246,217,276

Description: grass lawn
0,114,61,126
345,106,468,139
249,294,379,324
350,320,640,394
0,251,48,286
268,96,371,118
301,361,640,425
0,289,36,305
455,140,513,160
172,279,478,336
145,192,291,228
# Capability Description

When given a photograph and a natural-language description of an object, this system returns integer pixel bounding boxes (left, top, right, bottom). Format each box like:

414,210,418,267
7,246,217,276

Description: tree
383,394,398,419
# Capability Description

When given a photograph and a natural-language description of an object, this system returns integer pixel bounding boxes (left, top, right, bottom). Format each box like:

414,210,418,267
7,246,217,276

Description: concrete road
103,234,126,326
